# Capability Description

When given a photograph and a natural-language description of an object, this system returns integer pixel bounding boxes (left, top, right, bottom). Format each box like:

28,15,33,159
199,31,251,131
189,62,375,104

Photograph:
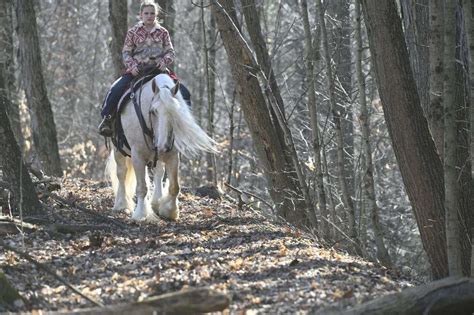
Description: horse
106,73,217,221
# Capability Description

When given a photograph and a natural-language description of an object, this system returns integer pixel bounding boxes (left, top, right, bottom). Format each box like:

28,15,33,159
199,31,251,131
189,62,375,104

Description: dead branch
45,223,112,235
314,277,474,315
47,287,230,315
48,193,128,230
0,239,103,307
224,182,273,210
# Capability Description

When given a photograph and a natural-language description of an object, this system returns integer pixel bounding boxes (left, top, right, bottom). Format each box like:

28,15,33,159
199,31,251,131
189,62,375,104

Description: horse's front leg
158,152,180,220
112,150,135,212
130,152,152,221
151,161,165,212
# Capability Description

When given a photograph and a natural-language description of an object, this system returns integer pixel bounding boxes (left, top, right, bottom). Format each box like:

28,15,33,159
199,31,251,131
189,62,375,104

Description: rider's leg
99,74,134,137
178,83,192,107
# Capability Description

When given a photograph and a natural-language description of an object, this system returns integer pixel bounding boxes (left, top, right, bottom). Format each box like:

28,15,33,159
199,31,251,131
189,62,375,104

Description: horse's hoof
158,208,179,221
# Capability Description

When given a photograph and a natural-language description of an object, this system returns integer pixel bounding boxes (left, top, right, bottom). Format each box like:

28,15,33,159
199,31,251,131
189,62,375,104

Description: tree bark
108,0,127,78
15,0,62,176
201,4,217,184
0,0,21,145
443,0,463,277
354,0,392,269
241,0,285,118
462,0,474,278
211,0,315,228
0,66,42,215
314,277,474,315
400,0,430,115
360,0,448,279
429,0,445,155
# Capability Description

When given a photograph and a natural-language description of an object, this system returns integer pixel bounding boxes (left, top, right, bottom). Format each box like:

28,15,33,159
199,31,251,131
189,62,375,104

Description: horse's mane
149,74,217,158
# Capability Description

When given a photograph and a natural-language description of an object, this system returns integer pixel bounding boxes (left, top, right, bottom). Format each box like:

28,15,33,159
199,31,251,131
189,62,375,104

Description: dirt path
1,178,415,313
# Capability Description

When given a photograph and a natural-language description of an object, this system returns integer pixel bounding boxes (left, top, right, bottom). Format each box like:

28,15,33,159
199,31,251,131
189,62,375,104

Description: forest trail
1,178,415,314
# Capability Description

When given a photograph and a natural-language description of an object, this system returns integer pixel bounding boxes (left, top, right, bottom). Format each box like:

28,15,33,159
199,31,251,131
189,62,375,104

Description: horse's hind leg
112,150,135,212
131,152,153,221
158,152,180,220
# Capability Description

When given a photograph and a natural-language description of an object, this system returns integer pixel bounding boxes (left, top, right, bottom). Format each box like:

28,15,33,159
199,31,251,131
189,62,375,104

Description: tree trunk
108,0,127,78
354,0,392,269
211,0,314,228
429,0,445,155
201,4,217,184
15,0,62,176
157,0,175,40
241,0,285,118
400,0,430,114
332,1,355,202
462,0,474,278
300,0,329,239
316,0,360,253
0,0,22,145
360,0,448,279
0,66,42,215
444,0,463,277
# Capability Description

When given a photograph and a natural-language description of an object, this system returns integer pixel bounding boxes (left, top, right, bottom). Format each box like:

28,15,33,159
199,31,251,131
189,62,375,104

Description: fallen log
51,287,230,315
314,277,474,315
0,217,37,235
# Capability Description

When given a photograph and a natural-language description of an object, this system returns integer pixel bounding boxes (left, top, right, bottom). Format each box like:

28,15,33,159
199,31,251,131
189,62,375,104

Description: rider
99,1,190,137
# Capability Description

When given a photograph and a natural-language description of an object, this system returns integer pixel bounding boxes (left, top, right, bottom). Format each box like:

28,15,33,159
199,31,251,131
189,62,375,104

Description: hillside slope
0,178,415,313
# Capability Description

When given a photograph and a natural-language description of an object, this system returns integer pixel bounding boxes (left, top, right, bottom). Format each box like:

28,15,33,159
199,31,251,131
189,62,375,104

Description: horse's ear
172,81,180,96
152,79,159,94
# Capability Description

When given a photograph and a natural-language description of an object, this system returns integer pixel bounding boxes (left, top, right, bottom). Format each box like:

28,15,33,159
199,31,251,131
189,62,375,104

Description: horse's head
149,74,182,153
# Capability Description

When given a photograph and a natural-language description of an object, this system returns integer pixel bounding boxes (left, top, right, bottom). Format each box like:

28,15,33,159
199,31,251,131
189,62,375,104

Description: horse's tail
154,89,218,158
105,151,136,203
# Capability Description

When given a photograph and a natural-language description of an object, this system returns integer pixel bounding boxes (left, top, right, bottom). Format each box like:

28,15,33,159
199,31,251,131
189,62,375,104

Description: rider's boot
98,115,114,137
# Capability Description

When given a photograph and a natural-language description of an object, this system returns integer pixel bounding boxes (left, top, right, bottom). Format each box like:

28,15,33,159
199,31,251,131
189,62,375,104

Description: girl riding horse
99,1,190,137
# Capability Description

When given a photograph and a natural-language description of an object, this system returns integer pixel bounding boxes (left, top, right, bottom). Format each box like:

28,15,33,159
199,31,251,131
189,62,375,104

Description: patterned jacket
122,21,175,74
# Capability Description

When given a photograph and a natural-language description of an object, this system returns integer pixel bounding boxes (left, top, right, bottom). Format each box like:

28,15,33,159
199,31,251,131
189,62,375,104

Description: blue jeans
101,74,134,117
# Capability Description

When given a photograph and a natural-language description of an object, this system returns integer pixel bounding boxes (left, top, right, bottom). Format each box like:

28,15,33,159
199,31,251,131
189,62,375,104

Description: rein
130,72,159,167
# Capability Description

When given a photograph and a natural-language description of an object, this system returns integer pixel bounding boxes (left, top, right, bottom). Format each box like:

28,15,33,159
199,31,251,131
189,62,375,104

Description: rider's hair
140,1,159,13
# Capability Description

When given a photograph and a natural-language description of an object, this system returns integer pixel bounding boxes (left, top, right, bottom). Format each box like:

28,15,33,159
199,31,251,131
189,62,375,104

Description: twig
48,193,129,230
0,239,103,307
224,182,274,210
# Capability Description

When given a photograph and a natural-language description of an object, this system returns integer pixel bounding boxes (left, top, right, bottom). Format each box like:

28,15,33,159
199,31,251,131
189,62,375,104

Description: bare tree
201,2,217,184
429,0,445,154
354,0,392,268
300,0,329,239
0,0,21,145
0,66,42,215
361,0,448,279
463,0,474,277
211,0,316,228
108,0,127,78
157,0,175,39
316,0,361,253
15,0,62,176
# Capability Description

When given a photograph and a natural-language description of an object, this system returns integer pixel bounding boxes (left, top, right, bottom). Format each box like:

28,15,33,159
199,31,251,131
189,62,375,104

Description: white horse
106,74,217,221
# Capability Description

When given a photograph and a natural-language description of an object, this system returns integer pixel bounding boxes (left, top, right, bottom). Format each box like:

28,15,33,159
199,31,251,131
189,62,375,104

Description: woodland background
0,0,472,285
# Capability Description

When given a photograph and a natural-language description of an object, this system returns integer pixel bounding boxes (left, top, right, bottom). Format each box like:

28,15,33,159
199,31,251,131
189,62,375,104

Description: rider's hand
131,66,140,76
157,60,166,71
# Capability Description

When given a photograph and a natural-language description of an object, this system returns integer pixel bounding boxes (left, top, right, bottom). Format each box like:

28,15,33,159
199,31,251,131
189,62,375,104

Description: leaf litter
0,178,416,313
